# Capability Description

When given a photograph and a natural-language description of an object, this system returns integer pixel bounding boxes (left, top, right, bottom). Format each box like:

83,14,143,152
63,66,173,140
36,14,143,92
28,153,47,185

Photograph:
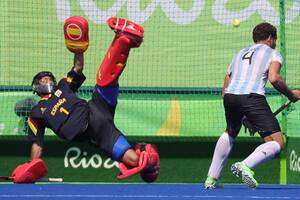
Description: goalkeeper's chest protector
30,79,89,140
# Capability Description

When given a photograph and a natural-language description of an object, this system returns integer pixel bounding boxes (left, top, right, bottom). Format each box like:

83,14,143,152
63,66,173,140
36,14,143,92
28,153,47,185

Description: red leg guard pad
96,35,131,86
11,159,48,183
96,18,144,87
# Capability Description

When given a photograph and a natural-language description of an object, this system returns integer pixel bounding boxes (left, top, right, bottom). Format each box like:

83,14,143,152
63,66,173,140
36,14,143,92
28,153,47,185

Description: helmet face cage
32,71,57,95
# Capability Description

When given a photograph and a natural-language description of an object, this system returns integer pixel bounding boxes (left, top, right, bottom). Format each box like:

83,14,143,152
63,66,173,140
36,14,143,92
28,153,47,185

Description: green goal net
0,0,299,137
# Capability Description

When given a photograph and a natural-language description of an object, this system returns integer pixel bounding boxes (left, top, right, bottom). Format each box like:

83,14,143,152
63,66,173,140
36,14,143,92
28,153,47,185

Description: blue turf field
1,184,300,200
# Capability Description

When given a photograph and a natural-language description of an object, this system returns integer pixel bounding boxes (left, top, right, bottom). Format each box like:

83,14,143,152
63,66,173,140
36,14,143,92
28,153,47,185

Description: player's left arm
62,16,88,91
30,141,43,160
268,50,299,101
222,73,231,97
73,53,84,74
27,116,45,159
10,117,47,183
62,53,86,92
222,59,233,97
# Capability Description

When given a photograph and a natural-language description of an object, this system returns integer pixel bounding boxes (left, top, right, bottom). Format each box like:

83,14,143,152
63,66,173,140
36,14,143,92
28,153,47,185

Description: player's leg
87,93,159,182
242,132,283,169
264,132,284,148
205,94,242,189
96,17,144,88
232,133,282,189
121,148,139,166
95,18,144,108
231,94,281,189
205,132,234,189
90,18,159,182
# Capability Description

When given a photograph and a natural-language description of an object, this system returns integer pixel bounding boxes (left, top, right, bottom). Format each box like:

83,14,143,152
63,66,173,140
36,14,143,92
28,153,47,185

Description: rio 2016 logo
64,146,119,169
56,0,300,25
290,150,300,173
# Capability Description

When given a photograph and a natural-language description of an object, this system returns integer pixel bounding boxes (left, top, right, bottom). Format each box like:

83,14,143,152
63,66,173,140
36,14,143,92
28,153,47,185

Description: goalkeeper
205,22,300,189
12,16,159,183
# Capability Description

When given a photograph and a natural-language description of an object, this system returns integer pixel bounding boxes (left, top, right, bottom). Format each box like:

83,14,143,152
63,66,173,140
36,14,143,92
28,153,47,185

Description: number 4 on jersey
242,49,255,64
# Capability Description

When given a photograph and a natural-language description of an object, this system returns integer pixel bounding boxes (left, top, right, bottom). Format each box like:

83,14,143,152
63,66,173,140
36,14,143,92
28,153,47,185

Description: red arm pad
11,158,48,183
64,16,89,53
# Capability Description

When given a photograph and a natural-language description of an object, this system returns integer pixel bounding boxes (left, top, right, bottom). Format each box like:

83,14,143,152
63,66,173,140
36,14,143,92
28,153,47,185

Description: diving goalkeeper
11,16,159,183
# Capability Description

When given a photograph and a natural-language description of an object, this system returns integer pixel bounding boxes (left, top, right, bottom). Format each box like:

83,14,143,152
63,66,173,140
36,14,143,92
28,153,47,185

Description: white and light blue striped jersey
225,44,282,95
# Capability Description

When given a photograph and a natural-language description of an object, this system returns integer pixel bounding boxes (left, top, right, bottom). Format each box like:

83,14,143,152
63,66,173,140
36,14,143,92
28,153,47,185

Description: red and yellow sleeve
28,117,38,135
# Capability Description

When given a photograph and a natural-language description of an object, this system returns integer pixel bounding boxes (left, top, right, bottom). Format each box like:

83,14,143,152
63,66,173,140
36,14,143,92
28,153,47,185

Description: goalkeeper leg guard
96,18,144,87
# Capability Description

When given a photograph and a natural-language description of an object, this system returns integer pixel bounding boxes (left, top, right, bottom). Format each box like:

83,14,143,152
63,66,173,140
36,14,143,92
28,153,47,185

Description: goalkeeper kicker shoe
204,176,223,189
107,17,144,48
231,162,258,189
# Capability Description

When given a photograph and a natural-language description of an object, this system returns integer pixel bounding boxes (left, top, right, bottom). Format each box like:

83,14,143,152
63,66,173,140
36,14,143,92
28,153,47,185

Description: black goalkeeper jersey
27,70,89,142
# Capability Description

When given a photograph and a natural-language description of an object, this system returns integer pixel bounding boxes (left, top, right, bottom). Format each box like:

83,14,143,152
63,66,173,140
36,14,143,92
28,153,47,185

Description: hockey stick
0,176,13,181
0,176,63,182
273,100,292,116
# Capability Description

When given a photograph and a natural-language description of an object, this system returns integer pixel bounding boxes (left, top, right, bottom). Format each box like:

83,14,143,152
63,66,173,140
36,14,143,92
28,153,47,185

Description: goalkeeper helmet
31,71,57,95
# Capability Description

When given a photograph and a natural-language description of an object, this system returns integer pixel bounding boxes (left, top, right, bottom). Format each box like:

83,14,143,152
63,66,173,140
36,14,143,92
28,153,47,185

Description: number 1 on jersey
60,107,69,115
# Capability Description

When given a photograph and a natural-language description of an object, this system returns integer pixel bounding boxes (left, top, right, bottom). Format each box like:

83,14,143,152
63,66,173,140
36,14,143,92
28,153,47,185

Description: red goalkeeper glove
11,158,48,183
64,16,89,53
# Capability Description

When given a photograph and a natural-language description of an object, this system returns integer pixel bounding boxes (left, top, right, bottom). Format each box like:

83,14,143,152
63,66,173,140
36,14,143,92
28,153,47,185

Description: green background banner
1,92,299,137
286,137,300,183
0,136,280,184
